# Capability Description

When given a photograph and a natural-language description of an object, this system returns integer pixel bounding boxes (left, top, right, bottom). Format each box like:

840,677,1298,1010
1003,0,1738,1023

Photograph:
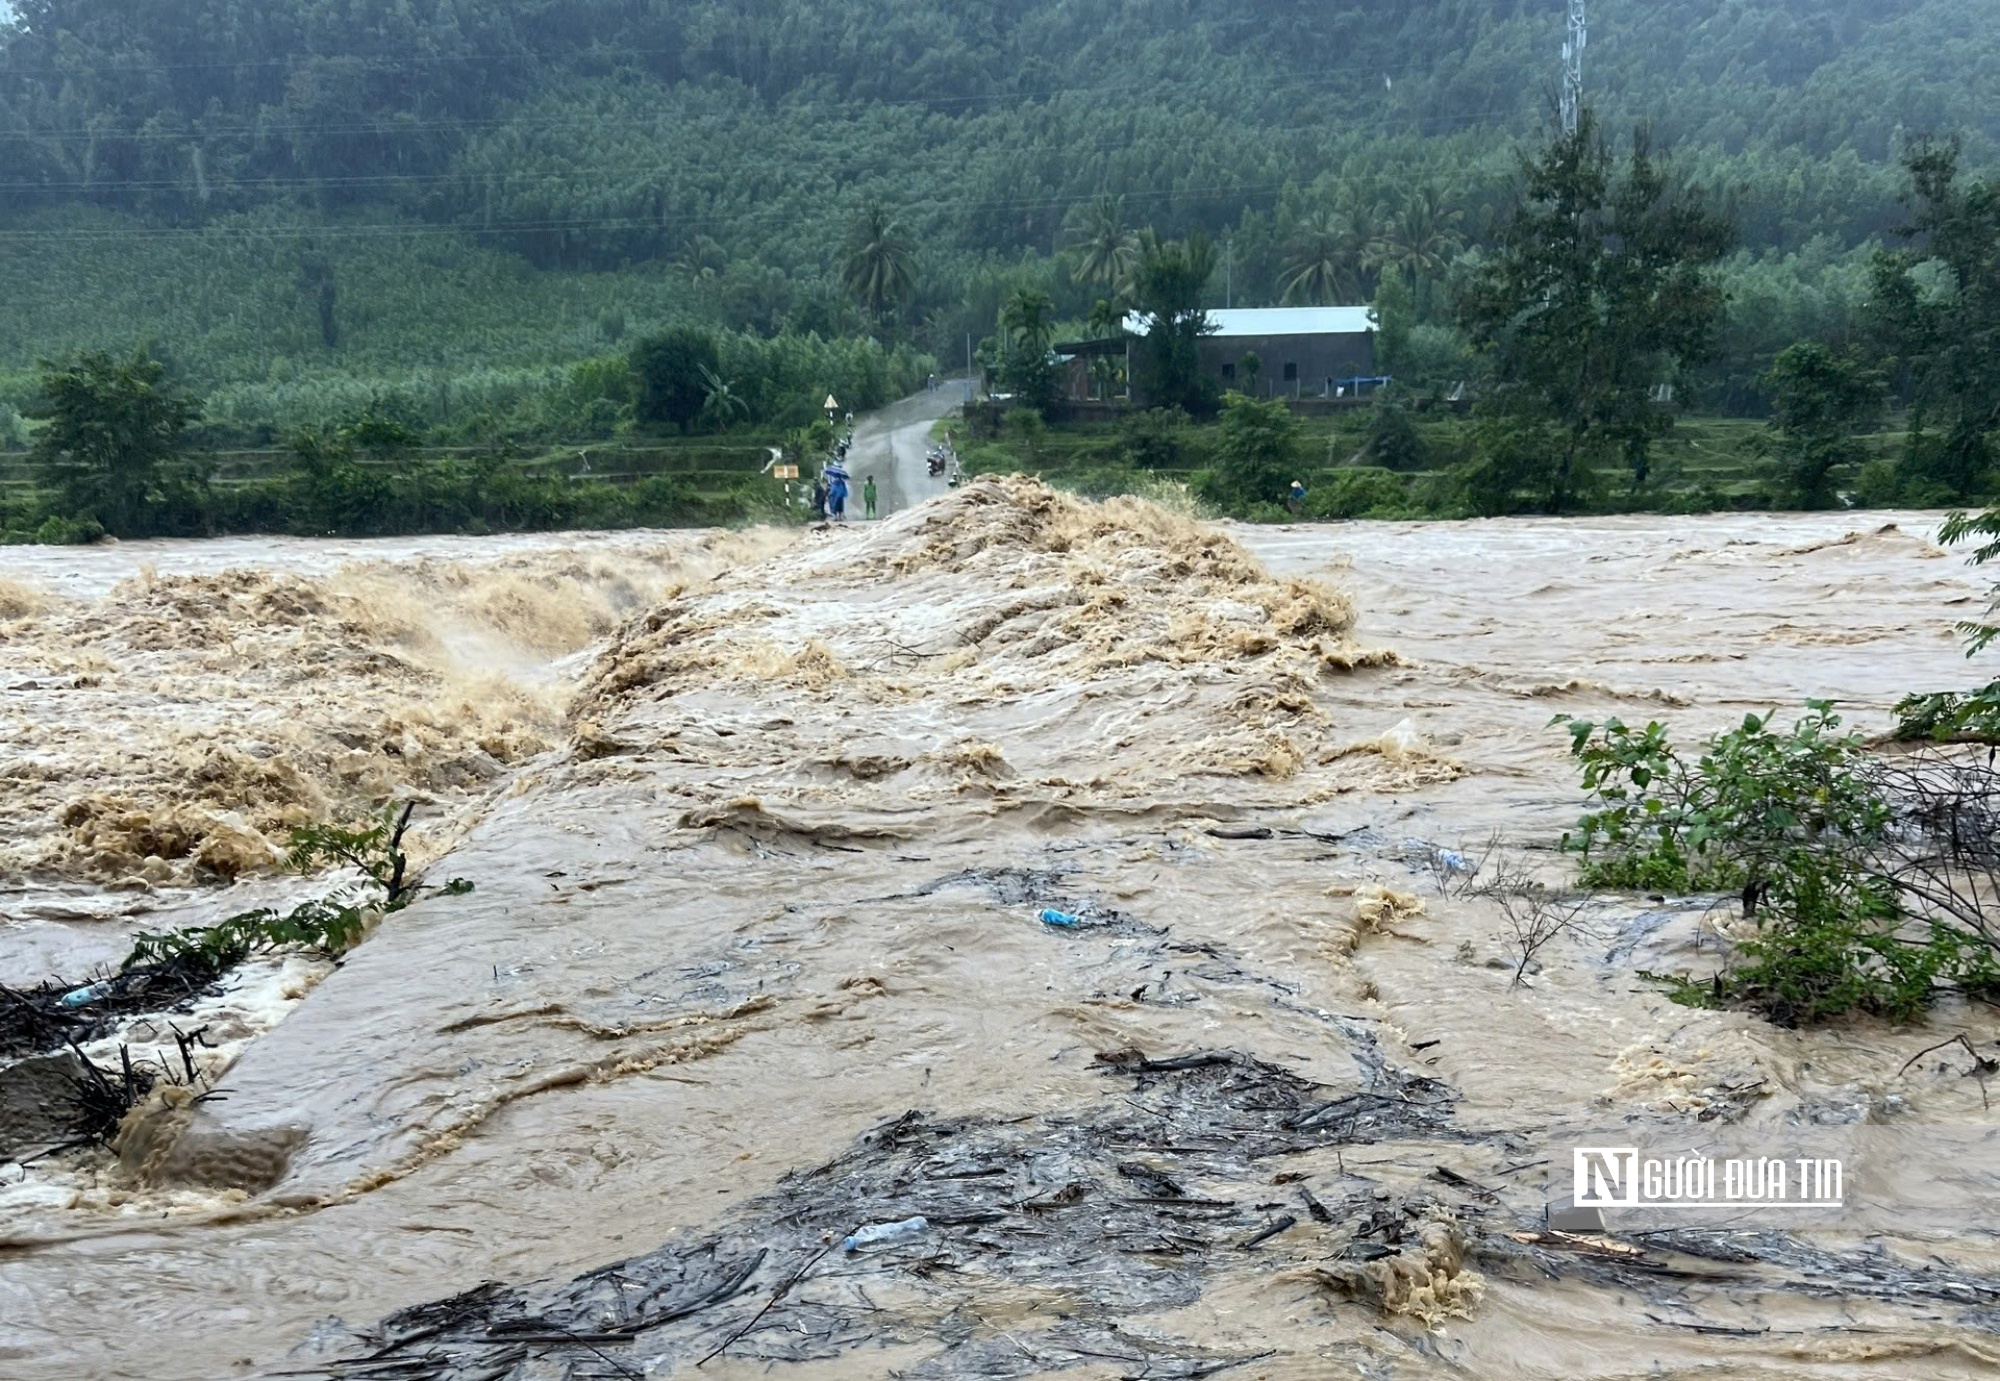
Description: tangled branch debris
1476,852,1599,984
306,1046,1458,1379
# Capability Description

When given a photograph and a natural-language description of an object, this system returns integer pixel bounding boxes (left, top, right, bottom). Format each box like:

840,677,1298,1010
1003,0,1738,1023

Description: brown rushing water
2,485,1997,1380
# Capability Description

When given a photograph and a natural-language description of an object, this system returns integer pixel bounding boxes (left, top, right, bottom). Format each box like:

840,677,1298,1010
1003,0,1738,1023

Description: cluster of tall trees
0,0,1996,445
987,116,2000,518
3,1,1990,218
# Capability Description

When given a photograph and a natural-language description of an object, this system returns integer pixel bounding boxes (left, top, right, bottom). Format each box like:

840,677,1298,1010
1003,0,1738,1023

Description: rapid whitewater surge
2,485,1998,1379
0,532,786,900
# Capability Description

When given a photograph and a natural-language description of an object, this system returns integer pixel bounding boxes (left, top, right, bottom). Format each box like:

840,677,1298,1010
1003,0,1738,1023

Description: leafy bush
726,332,930,429
1396,323,1473,390
123,805,471,973
1304,467,1409,519
1655,483,1731,516
1936,505,2000,654
1451,416,1567,516
1678,874,1974,1027
1118,406,1195,469
1560,705,1997,1024
631,327,720,432
123,897,374,971
628,474,711,526
1200,391,1299,508
28,348,206,537
1754,341,1884,508
1853,457,1902,506
1894,683,2000,743
1005,407,1047,461
1363,396,1428,470
1045,465,1150,500
32,514,104,545
1559,704,1885,893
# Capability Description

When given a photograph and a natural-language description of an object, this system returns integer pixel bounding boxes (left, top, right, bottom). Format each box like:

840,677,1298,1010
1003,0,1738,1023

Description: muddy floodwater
2,484,1997,1379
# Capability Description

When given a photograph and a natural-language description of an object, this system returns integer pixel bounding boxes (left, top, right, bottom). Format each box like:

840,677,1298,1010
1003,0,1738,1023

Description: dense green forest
0,0,1996,533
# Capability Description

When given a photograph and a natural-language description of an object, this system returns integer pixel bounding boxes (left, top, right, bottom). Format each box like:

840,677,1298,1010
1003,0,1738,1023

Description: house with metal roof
1048,304,1382,410
1120,306,1379,400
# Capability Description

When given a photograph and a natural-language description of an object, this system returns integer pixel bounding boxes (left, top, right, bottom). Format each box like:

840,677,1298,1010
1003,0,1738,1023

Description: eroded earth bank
2,481,1997,1379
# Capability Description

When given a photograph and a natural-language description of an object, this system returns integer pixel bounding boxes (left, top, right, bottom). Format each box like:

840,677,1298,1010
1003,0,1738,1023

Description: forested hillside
0,0,1994,439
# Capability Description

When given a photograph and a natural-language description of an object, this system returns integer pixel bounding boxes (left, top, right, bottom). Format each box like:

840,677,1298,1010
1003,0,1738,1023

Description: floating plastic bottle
1038,909,1080,928
58,981,114,1009
841,1216,928,1252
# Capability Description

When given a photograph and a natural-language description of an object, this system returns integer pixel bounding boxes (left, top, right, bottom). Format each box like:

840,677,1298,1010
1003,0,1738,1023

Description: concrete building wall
1200,332,1376,397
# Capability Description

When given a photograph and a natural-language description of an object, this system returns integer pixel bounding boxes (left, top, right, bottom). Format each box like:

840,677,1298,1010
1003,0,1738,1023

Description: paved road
849,380,969,518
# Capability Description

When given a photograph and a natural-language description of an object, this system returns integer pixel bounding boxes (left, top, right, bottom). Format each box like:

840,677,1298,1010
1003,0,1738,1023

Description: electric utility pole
1560,0,1586,135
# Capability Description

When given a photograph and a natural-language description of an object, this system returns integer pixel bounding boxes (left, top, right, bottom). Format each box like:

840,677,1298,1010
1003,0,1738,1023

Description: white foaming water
2,494,1995,1380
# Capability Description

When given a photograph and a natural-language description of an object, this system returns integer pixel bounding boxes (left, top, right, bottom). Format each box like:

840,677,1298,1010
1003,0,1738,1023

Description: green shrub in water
123,805,471,973
1560,705,1998,1025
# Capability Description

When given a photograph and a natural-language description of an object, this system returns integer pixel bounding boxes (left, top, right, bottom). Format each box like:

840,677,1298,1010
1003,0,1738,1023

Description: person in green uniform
863,474,878,518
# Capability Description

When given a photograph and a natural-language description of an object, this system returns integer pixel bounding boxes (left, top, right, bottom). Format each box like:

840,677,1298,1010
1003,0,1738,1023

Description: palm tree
1084,297,1126,400
997,287,1058,404
1086,296,1124,340
1063,195,1140,298
999,287,1056,354
1367,184,1466,288
676,234,730,283
841,206,917,319
1279,207,1366,305
697,365,749,431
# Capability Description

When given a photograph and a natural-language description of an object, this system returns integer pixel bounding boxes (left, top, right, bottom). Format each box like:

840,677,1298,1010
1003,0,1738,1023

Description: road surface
848,380,968,518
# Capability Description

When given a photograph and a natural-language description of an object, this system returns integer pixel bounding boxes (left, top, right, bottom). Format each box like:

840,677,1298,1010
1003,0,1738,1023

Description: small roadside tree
1457,110,1733,512
1364,393,1427,470
29,347,202,537
630,327,720,432
1373,271,1413,376
1757,342,1884,508
1204,392,1298,510
997,287,1059,412
1131,230,1218,414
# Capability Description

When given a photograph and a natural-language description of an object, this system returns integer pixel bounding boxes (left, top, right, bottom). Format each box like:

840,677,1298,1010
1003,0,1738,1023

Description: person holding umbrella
823,454,851,524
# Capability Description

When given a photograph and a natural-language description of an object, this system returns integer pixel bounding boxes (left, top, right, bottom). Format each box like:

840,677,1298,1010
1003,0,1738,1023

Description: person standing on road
863,474,878,518
824,456,851,524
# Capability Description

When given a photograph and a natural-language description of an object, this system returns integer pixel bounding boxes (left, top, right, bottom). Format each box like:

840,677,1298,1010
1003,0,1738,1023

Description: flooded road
2,489,1996,1379
849,380,964,517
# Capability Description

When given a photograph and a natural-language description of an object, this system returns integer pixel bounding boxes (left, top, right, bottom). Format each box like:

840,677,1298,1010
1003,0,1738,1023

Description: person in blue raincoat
823,457,851,523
